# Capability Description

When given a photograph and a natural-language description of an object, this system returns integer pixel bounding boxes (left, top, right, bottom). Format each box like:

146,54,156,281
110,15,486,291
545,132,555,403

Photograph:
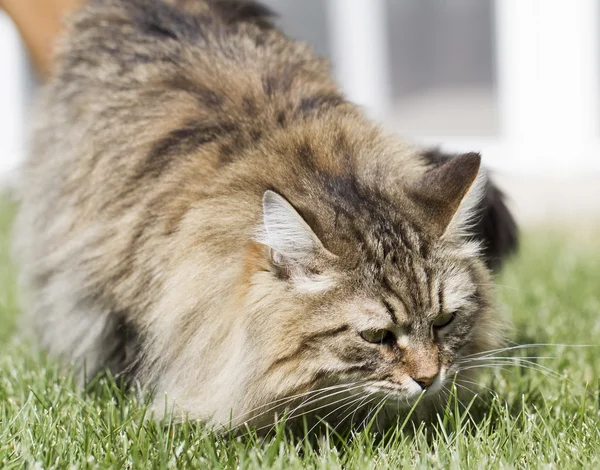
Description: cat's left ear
407,152,485,238
257,190,330,270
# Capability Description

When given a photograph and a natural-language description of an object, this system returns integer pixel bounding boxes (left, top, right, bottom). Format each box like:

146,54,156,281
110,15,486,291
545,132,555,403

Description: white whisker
299,391,371,440
359,393,389,431
462,343,595,360
250,384,367,435
336,391,377,429
286,387,365,423
231,382,362,430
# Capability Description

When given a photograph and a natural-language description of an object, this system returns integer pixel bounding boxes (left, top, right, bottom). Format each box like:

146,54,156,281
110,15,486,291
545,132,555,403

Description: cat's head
242,153,503,427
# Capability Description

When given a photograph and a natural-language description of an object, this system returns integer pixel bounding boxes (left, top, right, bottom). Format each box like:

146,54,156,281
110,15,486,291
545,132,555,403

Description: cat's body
15,0,517,429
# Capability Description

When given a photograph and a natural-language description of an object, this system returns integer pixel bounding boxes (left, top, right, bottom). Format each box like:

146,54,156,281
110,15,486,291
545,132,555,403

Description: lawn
0,198,599,469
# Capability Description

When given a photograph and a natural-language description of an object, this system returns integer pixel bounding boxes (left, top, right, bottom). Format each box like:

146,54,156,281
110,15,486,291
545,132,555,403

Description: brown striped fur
14,0,516,430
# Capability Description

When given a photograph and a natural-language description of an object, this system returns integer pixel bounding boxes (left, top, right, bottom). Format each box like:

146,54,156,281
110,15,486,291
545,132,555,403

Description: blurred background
1,0,599,224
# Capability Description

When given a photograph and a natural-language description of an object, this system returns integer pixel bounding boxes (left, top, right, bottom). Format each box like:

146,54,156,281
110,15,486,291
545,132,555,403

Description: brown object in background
1,0,82,78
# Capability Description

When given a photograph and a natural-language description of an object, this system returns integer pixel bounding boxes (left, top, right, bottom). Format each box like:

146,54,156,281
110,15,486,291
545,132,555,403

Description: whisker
457,359,579,387
336,391,377,429
299,392,371,439
458,360,594,398
442,383,474,410
457,355,555,364
462,343,595,360
286,387,365,423
453,377,497,396
232,382,366,431
231,382,357,425
458,357,563,375
454,375,494,388
251,384,367,435
285,383,366,416
359,393,389,431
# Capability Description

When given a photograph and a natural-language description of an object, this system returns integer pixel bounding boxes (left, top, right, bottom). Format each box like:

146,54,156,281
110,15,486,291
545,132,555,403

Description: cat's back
26,0,338,205
14,0,351,374
18,0,348,270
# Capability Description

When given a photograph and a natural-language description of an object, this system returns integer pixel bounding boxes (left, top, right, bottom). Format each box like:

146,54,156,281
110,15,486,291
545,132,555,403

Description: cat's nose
404,344,440,389
411,373,437,389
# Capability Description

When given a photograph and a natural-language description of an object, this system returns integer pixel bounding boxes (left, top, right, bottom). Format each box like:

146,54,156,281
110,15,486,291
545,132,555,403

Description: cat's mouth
364,370,446,404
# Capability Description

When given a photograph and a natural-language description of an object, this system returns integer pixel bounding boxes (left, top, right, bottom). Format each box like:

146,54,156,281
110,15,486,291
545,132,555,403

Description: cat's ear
257,190,326,268
408,152,485,238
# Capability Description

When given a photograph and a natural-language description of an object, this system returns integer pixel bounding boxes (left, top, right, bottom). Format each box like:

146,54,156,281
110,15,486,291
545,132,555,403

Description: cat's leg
20,267,138,382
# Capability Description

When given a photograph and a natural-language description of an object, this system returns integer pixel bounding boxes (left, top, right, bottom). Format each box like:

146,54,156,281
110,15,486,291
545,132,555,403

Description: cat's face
242,154,502,427
331,248,491,404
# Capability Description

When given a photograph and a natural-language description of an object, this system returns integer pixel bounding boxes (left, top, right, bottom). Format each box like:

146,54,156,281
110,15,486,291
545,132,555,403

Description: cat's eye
433,312,455,328
360,329,395,345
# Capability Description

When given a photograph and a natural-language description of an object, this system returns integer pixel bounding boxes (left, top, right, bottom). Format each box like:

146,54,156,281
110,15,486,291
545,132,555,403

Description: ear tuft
256,190,323,266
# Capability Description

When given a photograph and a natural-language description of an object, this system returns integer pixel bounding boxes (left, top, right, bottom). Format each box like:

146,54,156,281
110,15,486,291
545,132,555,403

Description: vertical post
495,0,599,173
326,0,391,120
0,12,27,184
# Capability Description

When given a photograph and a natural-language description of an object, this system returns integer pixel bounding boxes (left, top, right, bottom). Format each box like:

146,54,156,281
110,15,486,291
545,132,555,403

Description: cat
14,0,517,431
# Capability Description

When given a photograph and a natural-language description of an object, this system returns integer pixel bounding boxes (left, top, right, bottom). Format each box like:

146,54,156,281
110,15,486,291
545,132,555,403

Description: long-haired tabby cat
14,0,517,431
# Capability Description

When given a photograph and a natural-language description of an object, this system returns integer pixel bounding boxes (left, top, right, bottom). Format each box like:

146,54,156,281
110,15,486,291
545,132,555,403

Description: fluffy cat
14,0,517,430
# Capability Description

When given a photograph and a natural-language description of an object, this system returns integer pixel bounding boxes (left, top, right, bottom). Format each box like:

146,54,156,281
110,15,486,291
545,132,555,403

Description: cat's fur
14,0,517,430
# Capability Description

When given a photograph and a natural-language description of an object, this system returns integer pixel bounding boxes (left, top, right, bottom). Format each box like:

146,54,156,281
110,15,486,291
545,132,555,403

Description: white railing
327,0,600,176
493,0,600,175
0,12,26,184
2,1,600,182
326,0,391,120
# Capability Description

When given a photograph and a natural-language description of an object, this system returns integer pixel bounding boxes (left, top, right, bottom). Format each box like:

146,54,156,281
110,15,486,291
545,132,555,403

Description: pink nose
412,373,437,389
403,343,440,389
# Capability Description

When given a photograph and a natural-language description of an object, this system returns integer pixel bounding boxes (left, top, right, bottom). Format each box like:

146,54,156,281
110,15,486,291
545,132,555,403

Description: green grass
0,199,599,469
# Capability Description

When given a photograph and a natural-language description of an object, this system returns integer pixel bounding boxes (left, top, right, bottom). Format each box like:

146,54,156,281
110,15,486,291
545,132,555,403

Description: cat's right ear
420,148,518,270
407,152,484,238
256,190,328,271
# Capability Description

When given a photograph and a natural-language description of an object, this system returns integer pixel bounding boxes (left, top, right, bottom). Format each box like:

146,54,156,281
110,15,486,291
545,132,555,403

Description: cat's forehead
312,182,479,309
351,234,477,316
327,202,430,268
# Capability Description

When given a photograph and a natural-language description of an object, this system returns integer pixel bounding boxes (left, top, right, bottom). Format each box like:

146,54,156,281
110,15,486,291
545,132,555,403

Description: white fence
0,12,27,183
2,1,600,183
327,0,600,176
